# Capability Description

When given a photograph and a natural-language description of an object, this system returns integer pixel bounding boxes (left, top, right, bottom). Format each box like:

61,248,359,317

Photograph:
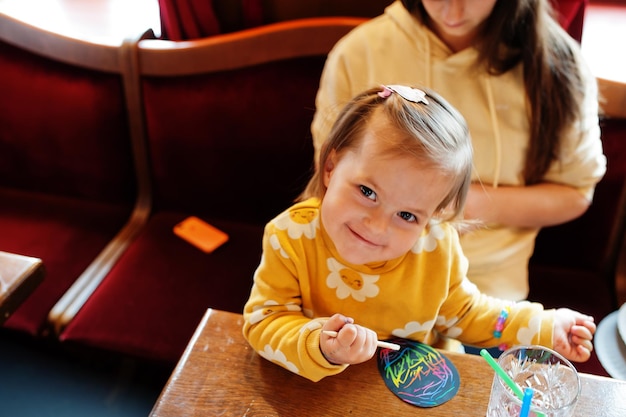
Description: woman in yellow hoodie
311,0,606,302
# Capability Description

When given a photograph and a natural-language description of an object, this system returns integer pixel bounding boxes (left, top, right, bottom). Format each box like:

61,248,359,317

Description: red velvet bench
0,13,147,337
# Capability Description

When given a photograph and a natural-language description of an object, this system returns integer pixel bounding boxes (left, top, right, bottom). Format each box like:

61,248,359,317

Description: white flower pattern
392,320,436,338
325,258,379,301
248,300,301,325
436,315,463,338
269,234,288,258
301,321,323,334
274,207,319,240
411,221,445,254
460,277,478,294
516,312,542,345
258,344,300,374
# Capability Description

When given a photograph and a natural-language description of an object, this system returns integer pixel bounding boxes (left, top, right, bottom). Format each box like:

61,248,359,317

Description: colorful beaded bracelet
494,305,511,351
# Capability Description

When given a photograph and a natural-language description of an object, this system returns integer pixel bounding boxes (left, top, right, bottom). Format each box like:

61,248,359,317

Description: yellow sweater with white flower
243,198,555,382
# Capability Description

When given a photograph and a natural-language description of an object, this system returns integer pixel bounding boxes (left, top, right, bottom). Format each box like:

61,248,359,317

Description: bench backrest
0,12,143,205
136,17,366,224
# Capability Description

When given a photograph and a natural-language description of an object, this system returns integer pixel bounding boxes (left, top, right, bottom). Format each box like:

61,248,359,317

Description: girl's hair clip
378,84,429,105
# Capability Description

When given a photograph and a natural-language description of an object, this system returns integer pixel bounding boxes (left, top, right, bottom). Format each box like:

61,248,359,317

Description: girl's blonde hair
300,85,473,221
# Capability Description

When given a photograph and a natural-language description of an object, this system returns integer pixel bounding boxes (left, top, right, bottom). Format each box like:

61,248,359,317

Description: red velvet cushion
59,211,263,363
0,188,131,335
0,39,137,335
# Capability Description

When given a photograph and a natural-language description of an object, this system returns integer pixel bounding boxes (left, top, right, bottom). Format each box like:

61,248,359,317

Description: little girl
242,85,595,382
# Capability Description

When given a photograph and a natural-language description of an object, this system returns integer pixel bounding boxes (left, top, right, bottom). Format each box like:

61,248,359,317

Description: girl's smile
347,223,384,248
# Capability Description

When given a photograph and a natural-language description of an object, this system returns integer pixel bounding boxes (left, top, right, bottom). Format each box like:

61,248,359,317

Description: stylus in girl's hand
322,330,401,351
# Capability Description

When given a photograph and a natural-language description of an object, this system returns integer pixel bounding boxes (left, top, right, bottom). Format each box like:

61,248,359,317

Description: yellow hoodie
311,1,606,300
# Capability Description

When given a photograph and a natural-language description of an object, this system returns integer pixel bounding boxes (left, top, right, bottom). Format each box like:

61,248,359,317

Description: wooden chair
58,17,365,365
0,12,150,337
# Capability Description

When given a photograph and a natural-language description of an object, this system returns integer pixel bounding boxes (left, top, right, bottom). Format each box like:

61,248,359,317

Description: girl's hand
552,308,596,362
320,313,378,365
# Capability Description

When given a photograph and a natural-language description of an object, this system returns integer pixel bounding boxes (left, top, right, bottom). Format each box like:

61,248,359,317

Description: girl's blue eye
398,211,417,223
360,185,376,201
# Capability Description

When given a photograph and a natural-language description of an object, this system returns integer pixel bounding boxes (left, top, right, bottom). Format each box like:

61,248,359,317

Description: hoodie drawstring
484,76,502,188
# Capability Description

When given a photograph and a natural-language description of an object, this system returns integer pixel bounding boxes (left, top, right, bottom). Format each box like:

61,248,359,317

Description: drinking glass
486,345,580,417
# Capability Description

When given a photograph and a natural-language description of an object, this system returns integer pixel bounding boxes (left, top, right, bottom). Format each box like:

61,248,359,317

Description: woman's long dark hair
402,0,586,184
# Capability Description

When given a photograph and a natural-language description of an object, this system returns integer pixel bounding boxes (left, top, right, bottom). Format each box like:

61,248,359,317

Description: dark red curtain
158,0,588,42
158,0,263,40
552,0,590,43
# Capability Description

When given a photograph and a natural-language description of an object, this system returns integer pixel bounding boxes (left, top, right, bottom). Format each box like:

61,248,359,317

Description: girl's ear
323,149,337,187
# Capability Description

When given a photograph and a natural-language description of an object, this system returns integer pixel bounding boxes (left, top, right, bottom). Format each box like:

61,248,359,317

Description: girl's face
321,116,453,265
421,0,498,51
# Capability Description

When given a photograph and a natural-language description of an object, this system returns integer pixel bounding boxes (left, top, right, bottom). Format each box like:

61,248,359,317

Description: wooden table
0,251,45,324
151,308,626,417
